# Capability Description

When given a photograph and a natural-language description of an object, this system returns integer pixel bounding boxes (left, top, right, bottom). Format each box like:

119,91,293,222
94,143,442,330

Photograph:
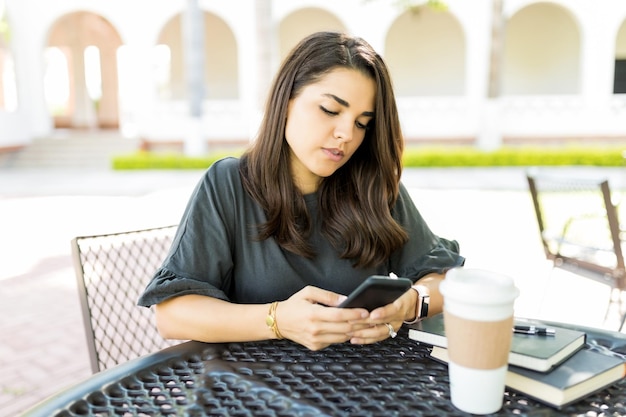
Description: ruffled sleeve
396,236,464,279
138,267,228,307
137,158,241,307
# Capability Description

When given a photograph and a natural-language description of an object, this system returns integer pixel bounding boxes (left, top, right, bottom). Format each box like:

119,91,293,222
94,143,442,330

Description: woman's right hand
276,285,369,350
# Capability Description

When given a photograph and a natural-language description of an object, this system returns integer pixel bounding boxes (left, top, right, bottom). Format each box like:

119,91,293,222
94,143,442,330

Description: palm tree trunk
479,0,504,150
487,0,504,99
183,0,206,155
255,0,273,110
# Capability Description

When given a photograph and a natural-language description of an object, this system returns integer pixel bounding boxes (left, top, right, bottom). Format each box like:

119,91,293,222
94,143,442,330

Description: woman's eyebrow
322,93,374,117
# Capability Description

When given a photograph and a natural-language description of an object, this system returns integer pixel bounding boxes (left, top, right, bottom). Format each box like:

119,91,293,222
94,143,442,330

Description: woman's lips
322,148,344,162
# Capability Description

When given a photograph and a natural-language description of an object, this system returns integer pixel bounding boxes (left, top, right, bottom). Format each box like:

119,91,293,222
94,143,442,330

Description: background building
0,0,625,155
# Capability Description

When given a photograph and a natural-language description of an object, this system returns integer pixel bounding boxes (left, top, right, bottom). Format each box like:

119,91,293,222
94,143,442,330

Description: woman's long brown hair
240,31,407,269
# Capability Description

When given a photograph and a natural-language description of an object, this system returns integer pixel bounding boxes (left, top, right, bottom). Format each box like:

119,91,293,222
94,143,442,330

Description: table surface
23,324,626,417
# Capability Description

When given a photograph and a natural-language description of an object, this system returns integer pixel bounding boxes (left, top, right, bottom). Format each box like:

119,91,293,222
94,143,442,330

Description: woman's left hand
347,287,416,344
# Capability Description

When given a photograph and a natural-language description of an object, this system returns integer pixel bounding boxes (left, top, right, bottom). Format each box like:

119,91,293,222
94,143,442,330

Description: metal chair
71,225,179,373
526,172,626,331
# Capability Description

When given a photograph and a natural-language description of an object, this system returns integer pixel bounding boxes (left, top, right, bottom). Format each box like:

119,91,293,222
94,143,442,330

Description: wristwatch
404,284,430,324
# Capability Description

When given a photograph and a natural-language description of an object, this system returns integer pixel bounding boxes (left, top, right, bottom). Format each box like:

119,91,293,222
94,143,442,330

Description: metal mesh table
23,327,626,416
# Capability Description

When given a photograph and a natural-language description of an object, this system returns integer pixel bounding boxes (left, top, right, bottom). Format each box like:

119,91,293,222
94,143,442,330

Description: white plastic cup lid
441,267,519,306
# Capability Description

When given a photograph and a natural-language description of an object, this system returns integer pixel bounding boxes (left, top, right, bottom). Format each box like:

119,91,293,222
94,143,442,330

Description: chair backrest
526,172,625,289
71,225,179,373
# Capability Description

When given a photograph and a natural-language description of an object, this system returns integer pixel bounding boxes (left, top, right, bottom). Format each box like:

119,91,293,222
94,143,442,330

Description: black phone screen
338,276,412,311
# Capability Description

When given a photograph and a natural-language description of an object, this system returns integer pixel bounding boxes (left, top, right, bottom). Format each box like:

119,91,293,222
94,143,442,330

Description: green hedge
111,151,241,170
401,146,626,167
111,146,626,170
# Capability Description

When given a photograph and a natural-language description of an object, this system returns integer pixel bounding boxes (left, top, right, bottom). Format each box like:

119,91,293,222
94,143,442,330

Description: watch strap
404,284,430,324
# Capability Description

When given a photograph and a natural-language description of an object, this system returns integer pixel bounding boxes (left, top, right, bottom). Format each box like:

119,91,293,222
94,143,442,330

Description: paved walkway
1,166,625,416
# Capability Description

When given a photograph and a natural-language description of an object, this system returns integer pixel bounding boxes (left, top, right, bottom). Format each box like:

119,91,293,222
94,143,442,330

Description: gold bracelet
265,301,284,339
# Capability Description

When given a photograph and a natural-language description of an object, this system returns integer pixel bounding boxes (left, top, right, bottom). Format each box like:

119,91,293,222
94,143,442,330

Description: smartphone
338,275,412,311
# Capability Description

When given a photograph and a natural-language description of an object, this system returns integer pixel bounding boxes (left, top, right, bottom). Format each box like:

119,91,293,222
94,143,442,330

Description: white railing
136,100,250,142
131,95,626,146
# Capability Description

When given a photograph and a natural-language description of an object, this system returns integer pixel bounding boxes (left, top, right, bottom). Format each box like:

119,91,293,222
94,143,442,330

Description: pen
513,325,556,336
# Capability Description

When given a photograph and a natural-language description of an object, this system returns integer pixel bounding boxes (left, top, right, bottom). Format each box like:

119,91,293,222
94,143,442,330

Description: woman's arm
154,286,372,351
403,272,445,322
155,295,272,342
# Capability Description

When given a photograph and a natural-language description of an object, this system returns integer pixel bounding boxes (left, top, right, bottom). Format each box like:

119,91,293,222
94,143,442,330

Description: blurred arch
46,11,122,129
157,11,238,100
385,8,466,97
503,2,581,95
278,8,346,61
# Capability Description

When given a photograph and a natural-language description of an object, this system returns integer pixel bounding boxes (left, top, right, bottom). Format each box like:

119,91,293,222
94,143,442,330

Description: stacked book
408,313,626,409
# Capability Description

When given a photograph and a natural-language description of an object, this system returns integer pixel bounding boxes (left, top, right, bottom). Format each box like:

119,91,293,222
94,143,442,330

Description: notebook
430,345,626,409
408,313,586,372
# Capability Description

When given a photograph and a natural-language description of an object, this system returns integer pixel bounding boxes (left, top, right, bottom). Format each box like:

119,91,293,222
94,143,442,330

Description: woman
138,31,464,351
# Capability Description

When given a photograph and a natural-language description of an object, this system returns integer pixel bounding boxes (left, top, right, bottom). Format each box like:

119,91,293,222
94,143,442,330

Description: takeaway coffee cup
439,267,519,415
